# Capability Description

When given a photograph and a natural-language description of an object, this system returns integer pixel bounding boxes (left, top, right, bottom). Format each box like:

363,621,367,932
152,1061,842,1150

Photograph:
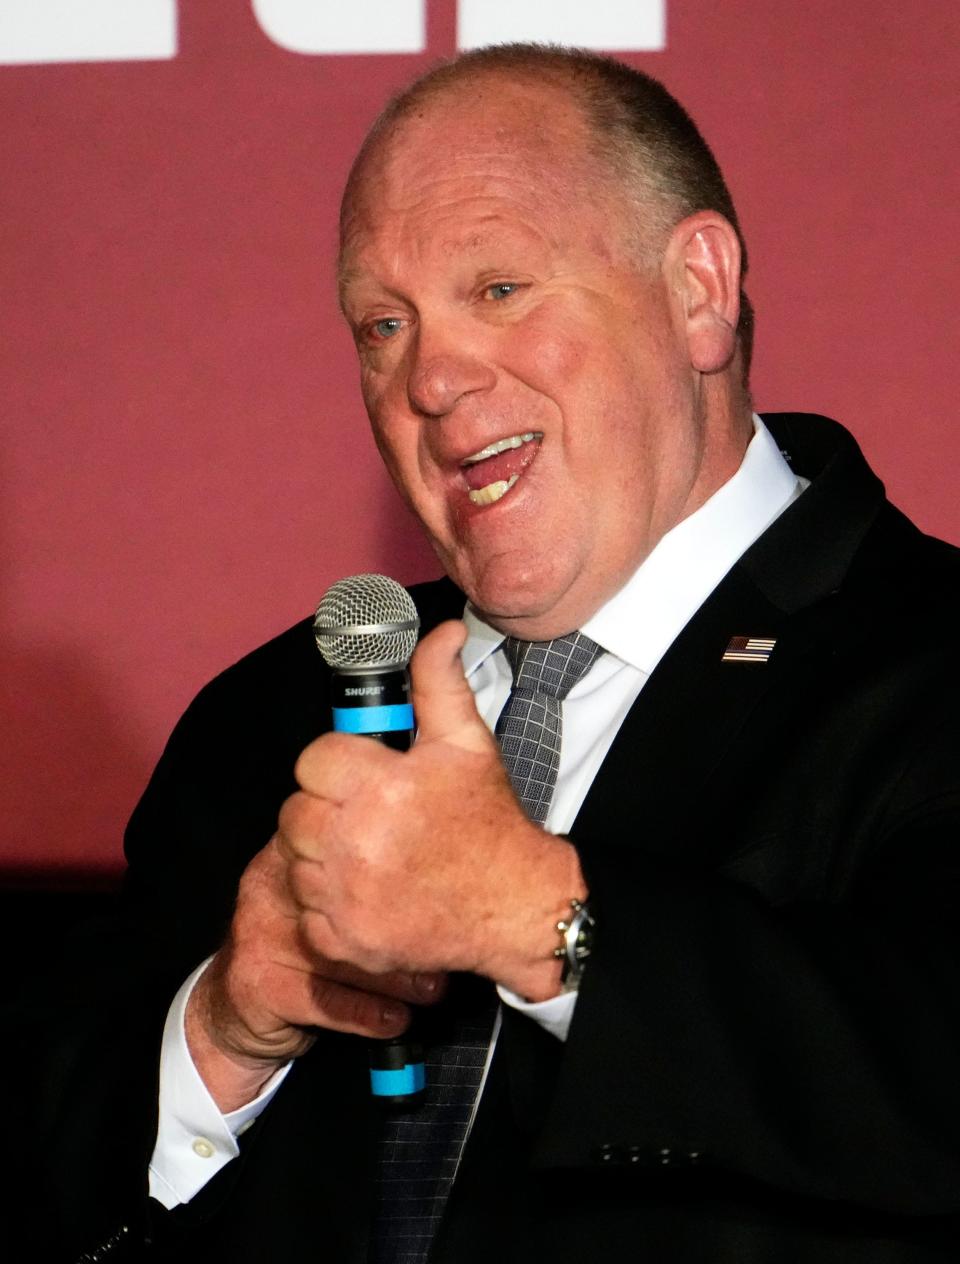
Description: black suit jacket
13,414,960,1262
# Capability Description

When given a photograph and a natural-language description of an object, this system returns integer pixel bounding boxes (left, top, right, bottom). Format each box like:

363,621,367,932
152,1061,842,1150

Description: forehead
339,80,632,285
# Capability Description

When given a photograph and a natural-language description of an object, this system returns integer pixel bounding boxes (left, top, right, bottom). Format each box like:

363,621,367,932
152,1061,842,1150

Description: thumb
410,620,492,754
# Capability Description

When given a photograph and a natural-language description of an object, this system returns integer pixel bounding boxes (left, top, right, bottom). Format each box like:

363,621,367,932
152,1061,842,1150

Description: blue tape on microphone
370,1061,426,1097
332,703,415,734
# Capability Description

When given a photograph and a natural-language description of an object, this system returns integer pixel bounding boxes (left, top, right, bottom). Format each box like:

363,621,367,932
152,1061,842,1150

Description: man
21,44,960,1263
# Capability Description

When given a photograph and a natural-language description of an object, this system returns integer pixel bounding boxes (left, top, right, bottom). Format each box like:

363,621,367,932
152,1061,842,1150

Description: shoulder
753,411,960,623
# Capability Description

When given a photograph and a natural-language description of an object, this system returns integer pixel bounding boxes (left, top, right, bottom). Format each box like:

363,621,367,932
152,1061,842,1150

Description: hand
278,620,586,1001
185,839,445,1112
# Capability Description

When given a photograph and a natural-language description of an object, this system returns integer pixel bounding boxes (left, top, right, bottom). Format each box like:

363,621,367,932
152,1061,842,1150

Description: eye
485,282,519,301
371,317,403,340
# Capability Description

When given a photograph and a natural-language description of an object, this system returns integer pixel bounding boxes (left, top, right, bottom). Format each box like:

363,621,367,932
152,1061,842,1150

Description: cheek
509,300,662,427
362,373,411,473
366,410,451,542
364,411,415,512
360,365,396,433
510,312,588,389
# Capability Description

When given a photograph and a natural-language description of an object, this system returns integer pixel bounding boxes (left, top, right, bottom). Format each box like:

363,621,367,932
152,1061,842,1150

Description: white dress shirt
149,416,805,1208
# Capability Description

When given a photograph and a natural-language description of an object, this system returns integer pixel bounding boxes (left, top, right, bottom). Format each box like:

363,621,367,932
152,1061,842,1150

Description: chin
466,572,583,640
438,532,593,635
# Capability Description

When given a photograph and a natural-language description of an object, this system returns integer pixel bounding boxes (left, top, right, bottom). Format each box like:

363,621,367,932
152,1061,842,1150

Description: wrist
484,834,588,1001
185,966,308,1113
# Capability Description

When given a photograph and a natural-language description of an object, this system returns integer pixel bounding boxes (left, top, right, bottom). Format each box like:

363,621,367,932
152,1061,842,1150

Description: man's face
339,81,725,639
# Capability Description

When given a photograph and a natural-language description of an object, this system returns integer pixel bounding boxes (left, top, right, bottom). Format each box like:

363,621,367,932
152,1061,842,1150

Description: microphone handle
330,667,414,749
331,667,425,1108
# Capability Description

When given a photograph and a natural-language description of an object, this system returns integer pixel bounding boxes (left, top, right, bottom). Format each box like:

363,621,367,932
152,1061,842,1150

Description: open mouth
460,432,542,505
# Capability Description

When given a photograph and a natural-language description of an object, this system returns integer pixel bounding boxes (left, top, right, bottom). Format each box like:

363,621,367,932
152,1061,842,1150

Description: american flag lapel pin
721,636,776,664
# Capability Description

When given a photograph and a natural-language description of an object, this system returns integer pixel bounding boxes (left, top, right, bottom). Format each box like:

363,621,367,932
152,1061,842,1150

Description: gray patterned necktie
495,631,605,823
369,630,604,1264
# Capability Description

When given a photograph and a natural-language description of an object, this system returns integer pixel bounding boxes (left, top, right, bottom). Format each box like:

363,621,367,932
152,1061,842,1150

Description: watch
555,898,595,991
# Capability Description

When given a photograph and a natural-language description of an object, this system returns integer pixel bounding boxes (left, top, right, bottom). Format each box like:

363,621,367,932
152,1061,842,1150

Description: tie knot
501,631,604,700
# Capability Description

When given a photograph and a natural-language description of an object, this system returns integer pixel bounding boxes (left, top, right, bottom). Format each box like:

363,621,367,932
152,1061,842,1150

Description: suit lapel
572,412,887,868
572,567,788,861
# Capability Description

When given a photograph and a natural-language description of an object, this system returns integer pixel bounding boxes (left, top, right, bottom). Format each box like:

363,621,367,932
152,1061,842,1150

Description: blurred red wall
1,0,957,880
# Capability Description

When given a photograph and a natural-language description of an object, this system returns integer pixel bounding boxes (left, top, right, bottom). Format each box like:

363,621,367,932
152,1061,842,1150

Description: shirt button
192,1137,215,1159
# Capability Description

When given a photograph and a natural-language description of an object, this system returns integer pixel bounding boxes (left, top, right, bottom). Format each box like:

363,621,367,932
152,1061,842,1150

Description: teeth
469,474,519,506
462,432,539,465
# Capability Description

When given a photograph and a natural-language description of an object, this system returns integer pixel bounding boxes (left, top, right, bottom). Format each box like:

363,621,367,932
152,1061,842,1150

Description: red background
1,0,957,881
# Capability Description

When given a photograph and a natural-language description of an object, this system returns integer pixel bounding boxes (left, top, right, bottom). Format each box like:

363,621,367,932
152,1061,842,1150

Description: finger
288,905,448,1005
325,960,448,1007
242,835,297,902
296,908,449,995
277,790,339,863
410,620,493,754
294,730,396,800
305,974,413,1039
292,899,448,1005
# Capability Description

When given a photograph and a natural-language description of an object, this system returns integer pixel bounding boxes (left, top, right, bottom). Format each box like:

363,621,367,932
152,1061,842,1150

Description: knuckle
295,732,349,785
300,909,340,961
379,774,413,813
279,795,331,865
287,856,318,904
293,734,332,785
277,790,308,841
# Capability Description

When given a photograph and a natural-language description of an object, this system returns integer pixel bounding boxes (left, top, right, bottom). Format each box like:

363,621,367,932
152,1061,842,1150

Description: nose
406,323,496,418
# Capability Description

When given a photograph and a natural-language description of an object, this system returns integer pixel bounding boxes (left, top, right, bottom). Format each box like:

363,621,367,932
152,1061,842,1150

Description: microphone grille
314,573,419,671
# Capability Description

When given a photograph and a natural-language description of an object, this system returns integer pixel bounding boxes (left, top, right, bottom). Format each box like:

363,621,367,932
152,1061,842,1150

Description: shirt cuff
496,983,577,1041
148,958,292,1210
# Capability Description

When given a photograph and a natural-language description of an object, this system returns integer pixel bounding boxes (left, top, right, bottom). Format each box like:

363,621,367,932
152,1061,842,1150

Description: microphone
313,573,425,1107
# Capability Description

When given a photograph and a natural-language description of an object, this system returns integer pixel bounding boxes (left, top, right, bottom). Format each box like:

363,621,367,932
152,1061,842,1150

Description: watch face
573,922,593,961
561,903,594,985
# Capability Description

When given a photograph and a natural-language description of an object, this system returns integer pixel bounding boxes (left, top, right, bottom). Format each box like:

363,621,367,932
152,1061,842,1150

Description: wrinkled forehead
339,76,607,246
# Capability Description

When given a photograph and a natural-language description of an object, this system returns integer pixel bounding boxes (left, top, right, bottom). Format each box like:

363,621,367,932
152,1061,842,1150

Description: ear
666,211,742,373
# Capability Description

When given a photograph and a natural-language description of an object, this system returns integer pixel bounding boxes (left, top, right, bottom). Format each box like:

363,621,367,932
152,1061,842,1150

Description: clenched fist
186,620,584,1112
279,620,584,999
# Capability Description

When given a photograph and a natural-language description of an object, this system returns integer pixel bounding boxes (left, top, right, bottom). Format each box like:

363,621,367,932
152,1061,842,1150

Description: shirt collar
461,415,803,678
